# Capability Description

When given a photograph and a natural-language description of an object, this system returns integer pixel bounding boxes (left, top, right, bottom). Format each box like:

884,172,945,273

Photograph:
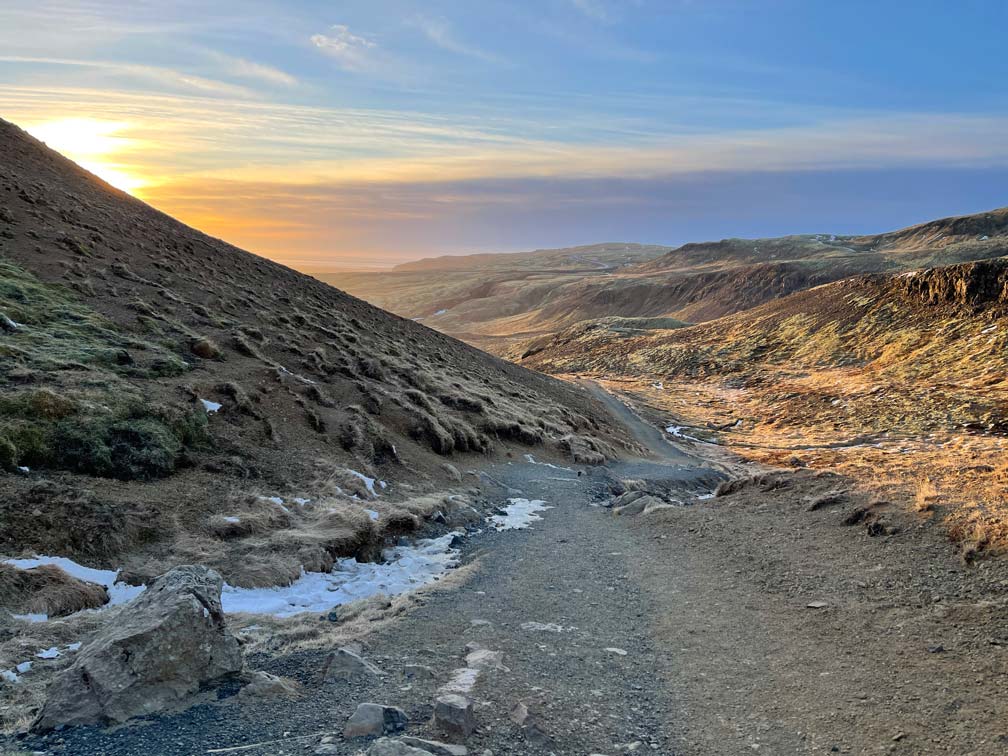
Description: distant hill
334,209,1008,358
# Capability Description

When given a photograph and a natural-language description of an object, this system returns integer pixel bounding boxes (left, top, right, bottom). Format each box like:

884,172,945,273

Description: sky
2,0,1007,271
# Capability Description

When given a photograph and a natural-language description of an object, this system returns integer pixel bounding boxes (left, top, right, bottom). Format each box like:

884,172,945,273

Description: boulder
434,693,476,739
345,703,409,738
32,566,242,731
606,490,647,509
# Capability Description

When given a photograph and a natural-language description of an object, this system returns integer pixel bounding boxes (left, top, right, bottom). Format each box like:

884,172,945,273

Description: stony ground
8,389,1008,756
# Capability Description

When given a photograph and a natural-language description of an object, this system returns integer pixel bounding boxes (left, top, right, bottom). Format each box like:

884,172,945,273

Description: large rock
325,646,384,679
33,566,242,731
399,737,469,755
344,703,409,738
366,738,446,755
434,693,476,739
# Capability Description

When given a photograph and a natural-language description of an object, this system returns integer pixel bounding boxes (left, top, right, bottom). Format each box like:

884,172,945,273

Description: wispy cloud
0,55,255,97
310,24,377,71
204,51,298,87
409,16,501,63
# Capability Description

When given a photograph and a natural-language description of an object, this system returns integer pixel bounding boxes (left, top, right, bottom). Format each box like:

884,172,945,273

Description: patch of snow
489,498,552,531
523,454,574,472
66,642,82,652
3,556,144,607
696,493,715,501
365,509,380,521
199,398,222,413
665,425,702,442
36,647,60,659
278,365,317,385
219,533,460,618
980,235,989,240
222,516,241,524
15,661,32,674
1,669,18,683
13,612,47,623
434,309,448,316
651,381,664,390
292,497,311,505
17,465,29,473
981,325,997,334
347,469,385,497
259,495,290,513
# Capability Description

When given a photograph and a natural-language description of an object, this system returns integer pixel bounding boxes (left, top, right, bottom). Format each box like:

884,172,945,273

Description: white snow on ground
219,534,459,618
666,425,702,442
652,381,664,390
348,469,387,497
489,498,552,531
13,612,47,623
278,365,317,385
36,647,59,659
1,670,17,683
523,454,574,473
17,466,29,473
222,516,241,524
16,661,32,674
200,398,221,413
3,556,145,608
365,509,380,521
696,492,715,501
259,495,290,513
434,309,448,315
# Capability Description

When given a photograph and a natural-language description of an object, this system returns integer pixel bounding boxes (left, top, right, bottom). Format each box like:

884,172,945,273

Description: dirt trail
12,387,1008,756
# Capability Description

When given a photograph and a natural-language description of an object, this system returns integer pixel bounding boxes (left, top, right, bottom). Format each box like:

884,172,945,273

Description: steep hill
0,117,632,591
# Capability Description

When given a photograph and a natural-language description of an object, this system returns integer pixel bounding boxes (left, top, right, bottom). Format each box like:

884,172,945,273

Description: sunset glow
3,1,1007,269
25,118,148,194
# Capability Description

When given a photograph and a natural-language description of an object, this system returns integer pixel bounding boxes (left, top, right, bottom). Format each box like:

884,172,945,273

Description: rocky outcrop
32,566,243,731
893,258,1008,310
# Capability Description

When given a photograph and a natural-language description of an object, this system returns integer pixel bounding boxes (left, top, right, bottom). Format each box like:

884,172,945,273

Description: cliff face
892,258,1008,310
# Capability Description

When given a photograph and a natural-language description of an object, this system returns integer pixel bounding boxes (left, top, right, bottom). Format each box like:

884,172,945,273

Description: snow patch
523,454,574,472
520,621,565,632
222,516,241,524
348,469,386,497
666,425,702,442
219,533,460,618
36,647,60,660
434,309,448,316
3,556,145,607
441,667,480,694
489,498,552,530
199,398,221,413
364,509,380,521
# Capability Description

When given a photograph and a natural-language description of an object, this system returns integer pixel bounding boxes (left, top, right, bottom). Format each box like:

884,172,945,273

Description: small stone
509,702,530,727
238,671,301,701
434,694,476,739
365,738,437,756
327,647,384,679
344,703,408,738
315,745,341,755
928,645,945,654
604,647,628,656
806,601,829,609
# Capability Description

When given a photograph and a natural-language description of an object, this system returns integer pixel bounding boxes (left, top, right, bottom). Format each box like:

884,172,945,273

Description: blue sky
2,0,1007,268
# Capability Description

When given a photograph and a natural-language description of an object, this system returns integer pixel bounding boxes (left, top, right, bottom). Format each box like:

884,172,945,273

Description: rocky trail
10,389,1008,756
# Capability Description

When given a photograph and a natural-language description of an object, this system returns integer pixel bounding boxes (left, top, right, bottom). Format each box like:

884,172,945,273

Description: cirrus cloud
310,24,377,71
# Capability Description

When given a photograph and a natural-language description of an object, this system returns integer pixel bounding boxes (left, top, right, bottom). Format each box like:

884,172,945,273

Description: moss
0,435,16,470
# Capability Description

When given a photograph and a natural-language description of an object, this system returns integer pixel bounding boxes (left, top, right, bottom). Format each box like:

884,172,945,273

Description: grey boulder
33,565,242,731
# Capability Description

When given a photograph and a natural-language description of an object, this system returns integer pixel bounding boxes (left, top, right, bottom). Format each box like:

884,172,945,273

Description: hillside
332,211,1008,358
524,257,1008,558
0,117,633,594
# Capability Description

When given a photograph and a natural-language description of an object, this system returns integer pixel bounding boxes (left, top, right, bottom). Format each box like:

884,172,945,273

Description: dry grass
0,564,109,617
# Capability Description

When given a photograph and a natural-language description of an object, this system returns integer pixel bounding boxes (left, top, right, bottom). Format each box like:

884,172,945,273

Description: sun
25,118,148,194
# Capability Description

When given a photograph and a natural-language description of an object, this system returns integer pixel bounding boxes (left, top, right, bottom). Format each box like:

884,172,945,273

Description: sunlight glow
25,118,148,194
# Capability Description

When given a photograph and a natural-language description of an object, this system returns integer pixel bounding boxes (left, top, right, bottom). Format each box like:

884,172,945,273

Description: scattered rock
607,491,647,509
238,671,302,701
806,600,830,609
344,703,409,738
399,736,469,755
434,693,476,739
32,566,242,731
509,702,530,727
604,647,628,656
325,646,384,680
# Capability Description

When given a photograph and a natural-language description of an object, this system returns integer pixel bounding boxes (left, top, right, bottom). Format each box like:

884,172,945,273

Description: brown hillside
0,117,632,586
